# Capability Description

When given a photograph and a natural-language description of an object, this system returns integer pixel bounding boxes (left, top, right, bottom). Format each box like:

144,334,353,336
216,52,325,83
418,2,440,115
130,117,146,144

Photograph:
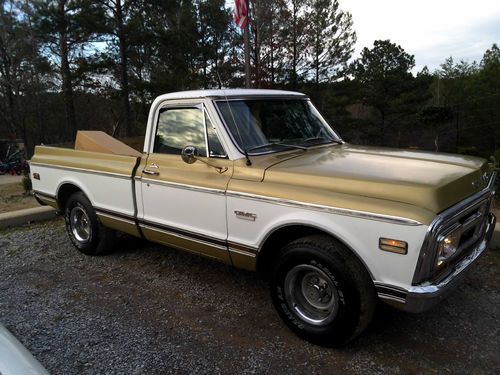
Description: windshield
216,99,341,154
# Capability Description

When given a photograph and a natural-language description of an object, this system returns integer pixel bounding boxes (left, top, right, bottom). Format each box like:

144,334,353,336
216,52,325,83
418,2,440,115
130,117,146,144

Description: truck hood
264,144,491,214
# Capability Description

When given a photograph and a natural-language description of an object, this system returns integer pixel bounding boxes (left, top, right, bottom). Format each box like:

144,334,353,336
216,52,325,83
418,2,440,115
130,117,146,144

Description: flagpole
244,0,251,88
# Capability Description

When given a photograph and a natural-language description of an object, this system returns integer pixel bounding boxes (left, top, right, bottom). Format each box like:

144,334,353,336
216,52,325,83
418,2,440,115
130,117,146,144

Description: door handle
143,169,159,176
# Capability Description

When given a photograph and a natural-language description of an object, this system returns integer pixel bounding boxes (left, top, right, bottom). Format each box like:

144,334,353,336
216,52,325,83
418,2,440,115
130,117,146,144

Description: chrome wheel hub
284,264,339,326
302,273,332,309
70,206,91,243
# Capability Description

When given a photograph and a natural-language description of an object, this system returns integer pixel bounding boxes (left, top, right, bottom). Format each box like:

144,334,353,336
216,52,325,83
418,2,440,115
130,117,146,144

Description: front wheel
64,191,114,255
270,235,376,347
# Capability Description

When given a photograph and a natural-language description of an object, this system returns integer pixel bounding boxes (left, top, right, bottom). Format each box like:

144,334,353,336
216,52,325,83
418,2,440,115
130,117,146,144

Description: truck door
139,103,233,264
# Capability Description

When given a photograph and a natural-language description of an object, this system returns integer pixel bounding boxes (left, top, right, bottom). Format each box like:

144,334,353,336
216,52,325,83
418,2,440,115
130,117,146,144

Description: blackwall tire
270,235,376,347
64,192,114,255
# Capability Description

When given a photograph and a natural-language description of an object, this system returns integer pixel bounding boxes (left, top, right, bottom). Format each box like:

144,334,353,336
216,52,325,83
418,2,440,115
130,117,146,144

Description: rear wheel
64,192,114,255
270,235,376,347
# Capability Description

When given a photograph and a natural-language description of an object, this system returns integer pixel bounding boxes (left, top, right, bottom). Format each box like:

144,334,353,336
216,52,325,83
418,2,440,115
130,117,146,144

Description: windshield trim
213,97,343,157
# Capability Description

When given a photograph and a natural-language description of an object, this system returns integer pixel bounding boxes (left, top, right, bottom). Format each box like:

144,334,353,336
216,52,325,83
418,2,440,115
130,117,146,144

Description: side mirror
181,145,198,164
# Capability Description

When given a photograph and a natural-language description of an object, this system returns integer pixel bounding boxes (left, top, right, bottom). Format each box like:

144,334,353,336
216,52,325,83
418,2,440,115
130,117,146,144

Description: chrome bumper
377,212,496,313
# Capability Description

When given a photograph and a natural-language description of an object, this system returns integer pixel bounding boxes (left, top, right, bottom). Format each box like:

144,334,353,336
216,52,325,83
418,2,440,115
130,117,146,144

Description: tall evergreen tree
143,0,200,93
196,0,236,88
97,0,138,136
351,40,415,145
0,0,52,153
286,0,308,89
306,0,356,86
249,0,289,87
469,44,500,153
33,0,102,139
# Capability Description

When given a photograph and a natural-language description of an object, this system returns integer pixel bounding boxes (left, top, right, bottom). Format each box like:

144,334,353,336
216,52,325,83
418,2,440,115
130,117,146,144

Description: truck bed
74,131,142,157
31,146,142,236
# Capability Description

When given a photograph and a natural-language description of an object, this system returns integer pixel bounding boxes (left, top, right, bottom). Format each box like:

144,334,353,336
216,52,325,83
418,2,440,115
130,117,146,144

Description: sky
228,0,500,72
340,0,500,72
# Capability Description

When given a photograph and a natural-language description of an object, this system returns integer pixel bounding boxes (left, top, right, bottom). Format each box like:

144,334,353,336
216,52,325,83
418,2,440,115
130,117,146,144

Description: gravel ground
0,219,499,375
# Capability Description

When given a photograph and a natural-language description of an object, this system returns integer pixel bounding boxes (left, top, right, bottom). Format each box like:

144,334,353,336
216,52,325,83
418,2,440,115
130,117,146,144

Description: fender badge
234,210,257,221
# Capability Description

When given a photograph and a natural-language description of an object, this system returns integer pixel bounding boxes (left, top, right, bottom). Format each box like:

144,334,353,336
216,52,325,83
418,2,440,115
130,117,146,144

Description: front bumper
376,212,496,313
405,212,496,312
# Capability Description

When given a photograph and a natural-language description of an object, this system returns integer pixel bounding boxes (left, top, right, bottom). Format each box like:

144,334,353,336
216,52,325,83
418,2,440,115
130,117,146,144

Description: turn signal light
379,238,408,254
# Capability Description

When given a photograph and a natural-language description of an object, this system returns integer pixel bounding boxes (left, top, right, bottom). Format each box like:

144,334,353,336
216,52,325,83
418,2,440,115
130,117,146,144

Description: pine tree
306,0,356,86
96,0,138,136
351,40,415,145
33,0,102,139
196,0,236,88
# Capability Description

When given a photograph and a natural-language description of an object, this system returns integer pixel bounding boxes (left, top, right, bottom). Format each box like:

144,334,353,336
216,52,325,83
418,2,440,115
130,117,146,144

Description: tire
270,235,376,347
64,191,114,255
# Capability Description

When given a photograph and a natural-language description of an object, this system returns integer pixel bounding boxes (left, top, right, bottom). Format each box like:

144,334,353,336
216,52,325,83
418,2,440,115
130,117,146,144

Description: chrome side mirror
181,145,198,164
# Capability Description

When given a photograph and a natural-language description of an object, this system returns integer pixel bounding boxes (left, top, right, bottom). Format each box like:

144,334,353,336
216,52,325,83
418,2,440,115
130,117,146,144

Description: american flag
234,0,248,29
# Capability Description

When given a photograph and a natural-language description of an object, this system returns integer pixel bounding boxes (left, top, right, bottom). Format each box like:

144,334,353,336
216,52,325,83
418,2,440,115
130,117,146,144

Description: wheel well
256,224,373,281
57,183,83,212
257,225,325,280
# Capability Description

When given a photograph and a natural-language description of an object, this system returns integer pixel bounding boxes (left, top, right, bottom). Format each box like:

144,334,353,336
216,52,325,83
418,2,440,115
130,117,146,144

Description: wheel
64,191,114,255
270,235,376,347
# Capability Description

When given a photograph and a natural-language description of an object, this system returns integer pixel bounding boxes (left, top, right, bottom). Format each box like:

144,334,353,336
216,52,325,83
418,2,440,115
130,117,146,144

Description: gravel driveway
0,219,499,374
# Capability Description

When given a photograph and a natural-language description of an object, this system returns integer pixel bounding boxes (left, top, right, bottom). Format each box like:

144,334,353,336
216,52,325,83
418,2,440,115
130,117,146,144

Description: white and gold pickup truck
31,89,497,346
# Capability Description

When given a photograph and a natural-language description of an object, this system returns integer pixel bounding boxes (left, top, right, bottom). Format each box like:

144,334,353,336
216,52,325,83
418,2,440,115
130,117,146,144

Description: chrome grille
412,171,497,286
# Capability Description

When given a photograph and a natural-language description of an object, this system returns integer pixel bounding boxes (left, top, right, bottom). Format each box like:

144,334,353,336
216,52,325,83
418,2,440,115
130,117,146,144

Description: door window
154,107,226,158
154,107,207,156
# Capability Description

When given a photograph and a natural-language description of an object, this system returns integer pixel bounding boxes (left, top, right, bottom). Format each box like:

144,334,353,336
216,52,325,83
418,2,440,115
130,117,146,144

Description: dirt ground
0,219,498,375
0,174,23,186
0,180,38,213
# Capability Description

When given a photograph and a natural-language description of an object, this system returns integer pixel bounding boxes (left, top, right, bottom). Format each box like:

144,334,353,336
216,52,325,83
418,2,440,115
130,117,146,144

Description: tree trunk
380,109,385,145
2,64,17,135
0,37,18,135
116,0,131,137
315,58,319,87
270,7,275,87
270,40,275,87
315,37,320,90
252,8,260,88
26,7,46,144
291,3,297,89
58,0,77,140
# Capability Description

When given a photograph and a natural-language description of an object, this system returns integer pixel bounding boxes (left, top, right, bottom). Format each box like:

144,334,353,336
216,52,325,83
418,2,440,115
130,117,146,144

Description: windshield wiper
244,142,307,166
246,142,307,153
302,137,342,146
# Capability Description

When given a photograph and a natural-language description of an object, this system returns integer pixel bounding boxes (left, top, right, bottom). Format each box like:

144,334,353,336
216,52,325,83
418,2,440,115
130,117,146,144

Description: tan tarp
75,131,142,157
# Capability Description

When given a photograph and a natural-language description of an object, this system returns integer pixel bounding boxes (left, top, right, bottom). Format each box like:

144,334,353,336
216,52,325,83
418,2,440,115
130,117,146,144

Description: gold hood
262,144,491,216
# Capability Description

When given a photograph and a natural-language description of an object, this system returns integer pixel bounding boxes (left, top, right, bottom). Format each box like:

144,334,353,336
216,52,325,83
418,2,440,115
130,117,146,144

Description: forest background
0,0,499,161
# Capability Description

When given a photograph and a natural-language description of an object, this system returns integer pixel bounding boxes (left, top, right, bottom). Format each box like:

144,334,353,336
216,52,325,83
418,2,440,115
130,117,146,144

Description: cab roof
154,89,307,102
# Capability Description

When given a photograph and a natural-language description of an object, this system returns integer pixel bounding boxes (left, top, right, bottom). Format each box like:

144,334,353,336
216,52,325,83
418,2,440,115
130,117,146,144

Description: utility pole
244,0,251,88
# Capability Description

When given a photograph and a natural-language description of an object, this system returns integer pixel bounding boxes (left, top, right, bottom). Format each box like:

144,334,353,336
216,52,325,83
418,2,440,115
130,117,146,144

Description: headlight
436,225,462,266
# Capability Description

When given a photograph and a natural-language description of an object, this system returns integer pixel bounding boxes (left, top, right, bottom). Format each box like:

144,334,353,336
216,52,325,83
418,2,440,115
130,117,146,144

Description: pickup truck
31,89,497,346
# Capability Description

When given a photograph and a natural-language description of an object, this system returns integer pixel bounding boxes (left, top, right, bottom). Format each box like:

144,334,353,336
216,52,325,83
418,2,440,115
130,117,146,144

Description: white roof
154,89,306,102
